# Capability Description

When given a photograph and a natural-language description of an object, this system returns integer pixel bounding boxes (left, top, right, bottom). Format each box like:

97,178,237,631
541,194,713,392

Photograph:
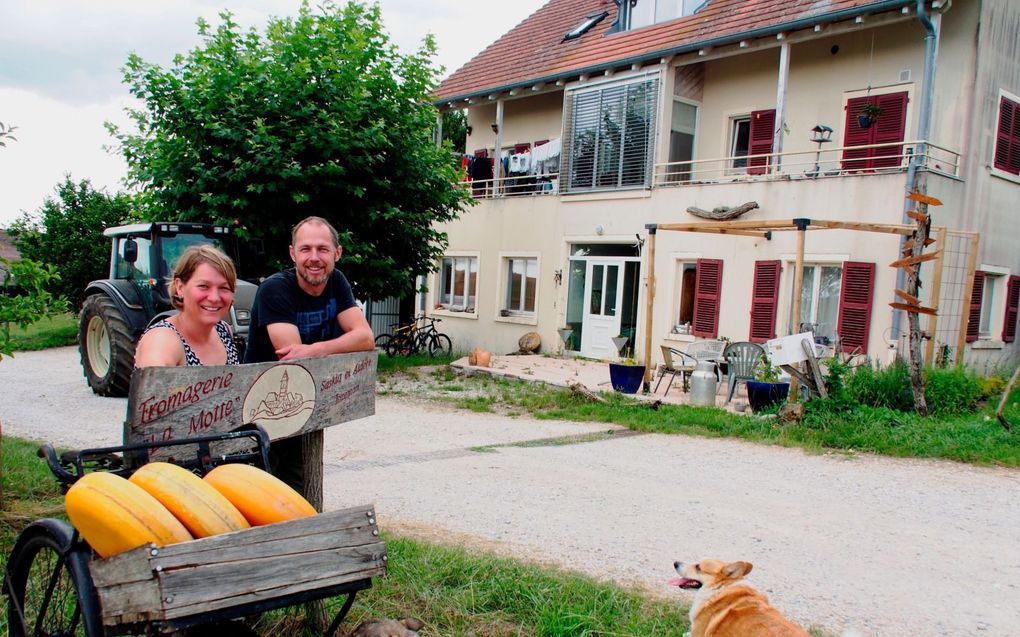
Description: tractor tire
79,294,135,397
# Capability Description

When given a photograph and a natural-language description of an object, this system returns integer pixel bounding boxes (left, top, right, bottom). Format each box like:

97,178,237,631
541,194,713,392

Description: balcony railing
653,139,960,187
460,140,960,200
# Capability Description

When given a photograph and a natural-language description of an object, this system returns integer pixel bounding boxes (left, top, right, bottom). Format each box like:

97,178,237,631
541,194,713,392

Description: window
994,92,1020,176
668,100,697,182
674,262,697,330
503,257,538,315
561,75,659,193
438,256,478,312
790,264,843,345
564,11,608,40
730,110,774,173
841,91,909,171
626,0,708,30
672,259,722,337
967,270,1007,341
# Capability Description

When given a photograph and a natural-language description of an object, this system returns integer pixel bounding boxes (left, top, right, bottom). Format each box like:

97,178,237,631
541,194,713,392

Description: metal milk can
689,360,718,406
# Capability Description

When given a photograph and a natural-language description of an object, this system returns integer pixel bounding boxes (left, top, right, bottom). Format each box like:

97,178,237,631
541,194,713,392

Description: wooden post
642,226,657,392
788,219,808,402
925,226,946,364
956,232,981,367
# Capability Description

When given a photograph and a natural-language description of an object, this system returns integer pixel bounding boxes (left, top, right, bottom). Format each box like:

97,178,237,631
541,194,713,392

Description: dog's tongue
668,577,702,589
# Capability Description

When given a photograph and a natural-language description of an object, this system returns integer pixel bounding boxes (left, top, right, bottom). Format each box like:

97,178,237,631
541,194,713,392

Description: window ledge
496,313,538,326
972,339,1004,350
433,308,478,320
990,167,1020,185
664,333,696,344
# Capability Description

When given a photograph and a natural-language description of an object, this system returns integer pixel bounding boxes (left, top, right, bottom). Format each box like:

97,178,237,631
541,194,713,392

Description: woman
134,244,240,367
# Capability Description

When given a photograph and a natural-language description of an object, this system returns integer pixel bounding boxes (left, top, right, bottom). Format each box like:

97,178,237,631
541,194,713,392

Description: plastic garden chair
722,341,765,403
684,339,727,382
655,345,696,395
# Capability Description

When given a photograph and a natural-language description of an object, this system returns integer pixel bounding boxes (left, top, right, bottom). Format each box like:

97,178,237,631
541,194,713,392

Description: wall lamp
553,269,563,285
466,125,473,136
491,123,499,134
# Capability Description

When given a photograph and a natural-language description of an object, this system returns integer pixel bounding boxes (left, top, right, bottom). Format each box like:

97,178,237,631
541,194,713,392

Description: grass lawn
4,312,78,353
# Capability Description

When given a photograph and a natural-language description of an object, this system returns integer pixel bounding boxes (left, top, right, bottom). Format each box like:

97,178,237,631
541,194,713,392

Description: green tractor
79,222,259,396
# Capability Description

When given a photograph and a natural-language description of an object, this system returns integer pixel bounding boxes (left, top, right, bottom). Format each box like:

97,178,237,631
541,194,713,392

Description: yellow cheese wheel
203,463,317,526
65,472,193,558
129,462,250,538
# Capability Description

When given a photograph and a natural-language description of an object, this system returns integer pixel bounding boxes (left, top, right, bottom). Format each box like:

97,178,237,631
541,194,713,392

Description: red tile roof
436,0,915,104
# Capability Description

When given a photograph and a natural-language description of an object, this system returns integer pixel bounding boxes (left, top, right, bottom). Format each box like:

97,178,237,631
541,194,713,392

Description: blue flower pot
746,380,790,412
609,363,645,394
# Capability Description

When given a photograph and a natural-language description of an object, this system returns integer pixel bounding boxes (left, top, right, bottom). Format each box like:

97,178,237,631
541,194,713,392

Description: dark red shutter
748,260,781,343
994,97,1020,175
966,271,986,343
836,262,875,353
747,109,776,175
514,143,532,154
841,92,908,171
692,259,723,338
1003,275,1020,343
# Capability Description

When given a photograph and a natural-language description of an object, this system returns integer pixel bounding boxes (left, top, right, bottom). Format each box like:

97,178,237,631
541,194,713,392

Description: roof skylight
564,11,609,41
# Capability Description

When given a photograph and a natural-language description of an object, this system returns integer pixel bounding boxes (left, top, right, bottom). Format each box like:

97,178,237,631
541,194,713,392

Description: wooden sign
889,301,938,316
907,191,942,206
889,251,940,269
906,210,929,222
125,351,377,450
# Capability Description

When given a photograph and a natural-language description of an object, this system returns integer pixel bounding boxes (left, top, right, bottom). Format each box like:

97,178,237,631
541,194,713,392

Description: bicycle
377,314,451,358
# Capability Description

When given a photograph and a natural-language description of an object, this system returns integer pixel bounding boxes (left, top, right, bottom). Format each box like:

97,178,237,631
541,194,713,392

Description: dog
670,559,809,637
346,617,425,637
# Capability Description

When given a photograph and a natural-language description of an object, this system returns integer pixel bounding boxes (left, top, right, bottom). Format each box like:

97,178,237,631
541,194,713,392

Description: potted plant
745,354,789,412
608,341,645,394
858,102,882,129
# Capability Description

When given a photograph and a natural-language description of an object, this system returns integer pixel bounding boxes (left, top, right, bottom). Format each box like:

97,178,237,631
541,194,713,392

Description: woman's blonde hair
169,244,237,310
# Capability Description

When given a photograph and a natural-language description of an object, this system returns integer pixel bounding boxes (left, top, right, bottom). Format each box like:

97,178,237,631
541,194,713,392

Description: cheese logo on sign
242,364,316,438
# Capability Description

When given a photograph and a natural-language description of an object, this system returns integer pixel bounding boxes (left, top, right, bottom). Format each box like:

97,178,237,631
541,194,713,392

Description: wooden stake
642,228,656,392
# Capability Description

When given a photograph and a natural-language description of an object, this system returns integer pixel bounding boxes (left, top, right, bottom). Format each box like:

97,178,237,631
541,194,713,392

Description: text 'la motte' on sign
124,351,376,448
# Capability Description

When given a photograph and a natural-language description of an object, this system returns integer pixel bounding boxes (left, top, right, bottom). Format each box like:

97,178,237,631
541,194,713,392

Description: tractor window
114,237,153,281
158,234,227,279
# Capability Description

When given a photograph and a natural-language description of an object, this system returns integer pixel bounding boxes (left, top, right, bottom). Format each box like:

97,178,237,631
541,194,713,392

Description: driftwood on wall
686,201,759,220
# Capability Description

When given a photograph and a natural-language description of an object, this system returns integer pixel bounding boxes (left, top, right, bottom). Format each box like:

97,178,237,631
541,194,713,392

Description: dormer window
564,11,609,41
624,0,709,31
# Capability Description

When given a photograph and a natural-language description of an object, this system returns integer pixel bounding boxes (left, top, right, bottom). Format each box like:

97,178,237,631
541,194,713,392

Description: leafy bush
924,367,983,415
845,359,914,412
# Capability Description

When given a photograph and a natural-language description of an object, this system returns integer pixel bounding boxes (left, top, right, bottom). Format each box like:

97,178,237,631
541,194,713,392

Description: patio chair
723,341,765,403
655,345,696,395
683,339,727,382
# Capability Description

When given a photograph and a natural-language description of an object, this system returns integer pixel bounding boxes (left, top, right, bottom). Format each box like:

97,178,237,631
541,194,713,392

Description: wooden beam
889,251,941,268
890,302,938,316
908,191,943,206
789,226,806,402
642,229,657,392
806,219,915,236
690,228,771,238
657,219,798,232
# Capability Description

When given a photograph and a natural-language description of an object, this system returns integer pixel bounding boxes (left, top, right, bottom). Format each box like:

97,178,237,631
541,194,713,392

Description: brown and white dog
670,559,809,637
346,617,424,637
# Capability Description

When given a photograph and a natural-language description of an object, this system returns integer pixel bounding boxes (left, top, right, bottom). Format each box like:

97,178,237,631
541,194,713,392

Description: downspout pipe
892,0,939,345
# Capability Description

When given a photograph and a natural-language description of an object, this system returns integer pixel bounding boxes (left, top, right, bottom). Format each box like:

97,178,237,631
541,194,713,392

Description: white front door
580,260,625,358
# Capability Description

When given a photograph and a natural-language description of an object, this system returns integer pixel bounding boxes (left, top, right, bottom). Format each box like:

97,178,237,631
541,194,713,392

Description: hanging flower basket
858,103,882,129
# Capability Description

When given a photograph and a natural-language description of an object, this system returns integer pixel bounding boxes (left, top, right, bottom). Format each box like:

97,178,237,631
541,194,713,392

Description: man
245,216,374,492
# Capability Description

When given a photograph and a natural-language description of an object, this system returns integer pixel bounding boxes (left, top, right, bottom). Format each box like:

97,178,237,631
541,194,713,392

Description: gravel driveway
3,347,1020,636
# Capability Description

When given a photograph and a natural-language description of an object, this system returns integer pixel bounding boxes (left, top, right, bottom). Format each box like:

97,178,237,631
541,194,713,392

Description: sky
0,0,548,227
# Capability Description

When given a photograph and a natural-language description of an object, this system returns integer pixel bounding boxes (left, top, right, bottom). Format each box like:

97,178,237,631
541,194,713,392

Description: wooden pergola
640,217,919,395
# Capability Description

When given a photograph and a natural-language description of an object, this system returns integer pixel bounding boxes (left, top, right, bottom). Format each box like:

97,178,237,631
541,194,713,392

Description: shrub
845,359,913,412
924,367,982,415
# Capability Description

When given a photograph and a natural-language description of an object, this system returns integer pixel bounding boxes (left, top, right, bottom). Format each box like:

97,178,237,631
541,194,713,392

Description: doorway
565,244,642,358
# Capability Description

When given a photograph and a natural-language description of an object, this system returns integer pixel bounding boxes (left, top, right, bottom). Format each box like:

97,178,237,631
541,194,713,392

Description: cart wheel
4,519,102,637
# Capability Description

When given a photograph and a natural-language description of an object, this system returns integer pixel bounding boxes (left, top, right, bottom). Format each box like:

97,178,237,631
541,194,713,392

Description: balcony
461,139,960,200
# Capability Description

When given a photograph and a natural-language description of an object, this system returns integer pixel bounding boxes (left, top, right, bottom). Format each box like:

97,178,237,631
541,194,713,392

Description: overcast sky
0,0,547,226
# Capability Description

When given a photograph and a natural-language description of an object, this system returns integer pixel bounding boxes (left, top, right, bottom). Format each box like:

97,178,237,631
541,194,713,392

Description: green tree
0,258,68,358
109,1,470,300
442,110,467,155
11,177,131,305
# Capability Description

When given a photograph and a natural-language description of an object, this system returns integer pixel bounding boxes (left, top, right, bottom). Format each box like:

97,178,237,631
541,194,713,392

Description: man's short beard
299,269,329,287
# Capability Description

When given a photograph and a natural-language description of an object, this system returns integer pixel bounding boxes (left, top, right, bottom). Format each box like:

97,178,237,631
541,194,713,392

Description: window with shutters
691,259,723,338
841,91,908,172
789,264,842,345
674,261,698,331
561,75,660,193
993,91,1020,178
730,109,775,174
968,269,1008,342
835,262,876,353
1004,276,1020,343
749,260,781,343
